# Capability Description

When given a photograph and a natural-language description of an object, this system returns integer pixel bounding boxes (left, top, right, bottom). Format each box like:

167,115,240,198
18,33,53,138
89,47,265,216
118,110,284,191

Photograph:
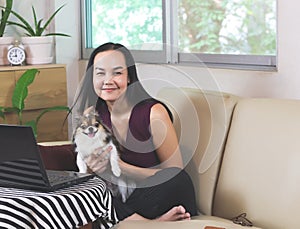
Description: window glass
178,0,276,55
81,0,277,69
89,0,163,50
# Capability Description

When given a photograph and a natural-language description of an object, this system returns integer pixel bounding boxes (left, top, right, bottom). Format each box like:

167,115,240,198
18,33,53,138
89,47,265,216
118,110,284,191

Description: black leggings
113,167,198,220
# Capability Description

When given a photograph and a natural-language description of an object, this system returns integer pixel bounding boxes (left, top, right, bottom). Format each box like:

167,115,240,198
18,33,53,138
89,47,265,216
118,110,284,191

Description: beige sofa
114,87,300,229
42,87,299,228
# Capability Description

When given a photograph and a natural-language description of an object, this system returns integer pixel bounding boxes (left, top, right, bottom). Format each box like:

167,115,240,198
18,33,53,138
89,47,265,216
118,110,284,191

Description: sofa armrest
38,141,78,172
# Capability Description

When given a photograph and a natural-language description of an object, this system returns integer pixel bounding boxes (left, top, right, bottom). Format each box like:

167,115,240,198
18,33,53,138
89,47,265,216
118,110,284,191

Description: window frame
80,0,277,71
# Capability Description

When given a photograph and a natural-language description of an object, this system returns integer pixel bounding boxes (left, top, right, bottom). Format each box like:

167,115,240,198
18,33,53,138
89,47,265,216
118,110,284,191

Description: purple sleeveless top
96,99,162,168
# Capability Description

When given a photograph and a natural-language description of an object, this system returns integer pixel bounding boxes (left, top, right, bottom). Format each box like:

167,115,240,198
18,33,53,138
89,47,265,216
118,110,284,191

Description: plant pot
21,36,53,65
0,37,14,65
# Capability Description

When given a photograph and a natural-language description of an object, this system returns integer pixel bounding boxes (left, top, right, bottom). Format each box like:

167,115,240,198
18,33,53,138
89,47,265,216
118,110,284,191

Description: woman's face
93,50,128,104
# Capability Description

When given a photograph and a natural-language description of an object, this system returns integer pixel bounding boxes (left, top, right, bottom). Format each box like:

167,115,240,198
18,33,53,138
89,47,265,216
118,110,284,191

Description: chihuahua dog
73,109,135,202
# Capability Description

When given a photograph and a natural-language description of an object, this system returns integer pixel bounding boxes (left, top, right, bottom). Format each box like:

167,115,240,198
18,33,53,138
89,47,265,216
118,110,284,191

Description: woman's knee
155,167,193,190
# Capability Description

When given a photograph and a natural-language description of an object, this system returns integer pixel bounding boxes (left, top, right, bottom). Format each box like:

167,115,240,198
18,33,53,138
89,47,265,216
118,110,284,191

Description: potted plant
0,68,70,137
0,0,14,65
6,4,70,65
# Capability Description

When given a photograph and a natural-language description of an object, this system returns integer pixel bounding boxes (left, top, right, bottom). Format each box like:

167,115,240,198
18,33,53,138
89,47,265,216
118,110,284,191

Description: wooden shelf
0,64,68,142
0,64,66,72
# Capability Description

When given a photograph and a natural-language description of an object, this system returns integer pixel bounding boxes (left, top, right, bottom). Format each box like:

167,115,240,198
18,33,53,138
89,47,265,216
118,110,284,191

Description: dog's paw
76,154,88,173
111,163,121,177
117,179,128,202
109,145,121,177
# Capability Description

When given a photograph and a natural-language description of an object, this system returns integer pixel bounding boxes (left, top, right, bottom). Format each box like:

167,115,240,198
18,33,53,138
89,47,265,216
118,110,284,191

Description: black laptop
0,124,94,192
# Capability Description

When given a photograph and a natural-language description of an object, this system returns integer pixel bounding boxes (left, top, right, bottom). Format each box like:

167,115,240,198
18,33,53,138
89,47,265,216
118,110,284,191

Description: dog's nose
88,126,94,133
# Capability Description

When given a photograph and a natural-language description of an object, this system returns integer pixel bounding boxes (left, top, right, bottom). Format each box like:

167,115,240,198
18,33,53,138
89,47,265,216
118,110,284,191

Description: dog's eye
94,122,100,128
80,124,87,129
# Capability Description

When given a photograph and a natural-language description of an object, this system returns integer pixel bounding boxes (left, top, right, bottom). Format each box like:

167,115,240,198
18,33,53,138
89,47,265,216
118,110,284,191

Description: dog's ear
95,113,102,124
83,106,95,115
87,106,100,120
94,110,100,119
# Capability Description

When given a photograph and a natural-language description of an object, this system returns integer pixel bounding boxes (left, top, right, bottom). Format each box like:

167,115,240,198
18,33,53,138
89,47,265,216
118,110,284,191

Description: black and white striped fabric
0,177,119,229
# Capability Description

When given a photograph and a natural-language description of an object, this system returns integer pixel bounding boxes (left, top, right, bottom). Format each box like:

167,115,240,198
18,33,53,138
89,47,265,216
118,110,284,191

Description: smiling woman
93,50,129,107
70,42,197,226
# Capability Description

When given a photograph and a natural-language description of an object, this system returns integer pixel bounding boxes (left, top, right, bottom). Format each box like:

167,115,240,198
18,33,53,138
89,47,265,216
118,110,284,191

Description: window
81,0,277,70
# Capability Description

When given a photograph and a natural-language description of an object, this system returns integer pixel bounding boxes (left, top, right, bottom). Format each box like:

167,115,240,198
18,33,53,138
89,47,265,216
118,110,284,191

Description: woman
72,42,197,222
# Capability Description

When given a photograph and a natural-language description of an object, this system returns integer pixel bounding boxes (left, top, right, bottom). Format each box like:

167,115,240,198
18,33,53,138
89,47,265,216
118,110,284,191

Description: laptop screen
0,124,50,188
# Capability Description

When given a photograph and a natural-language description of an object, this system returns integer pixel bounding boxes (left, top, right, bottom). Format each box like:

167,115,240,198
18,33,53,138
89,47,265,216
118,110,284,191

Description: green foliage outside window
178,0,276,55
89,0,276,56
91,0,162,49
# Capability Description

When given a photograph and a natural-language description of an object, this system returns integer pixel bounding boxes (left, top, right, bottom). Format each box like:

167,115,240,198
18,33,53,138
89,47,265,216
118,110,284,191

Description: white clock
7,44,26,65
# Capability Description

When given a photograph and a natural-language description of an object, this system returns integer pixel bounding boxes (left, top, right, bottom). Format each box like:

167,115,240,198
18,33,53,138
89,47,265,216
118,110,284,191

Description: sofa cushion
157,88,238,215
38,143,78,171
115,215,262,229
213,98,300,229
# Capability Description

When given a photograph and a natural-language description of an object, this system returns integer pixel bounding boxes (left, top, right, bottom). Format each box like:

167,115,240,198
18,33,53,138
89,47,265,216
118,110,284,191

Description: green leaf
0,0,13,36
24,120,37,137
36,19,43,36
7,8,35,35
0,106,19,123
35,106,70,125
0,113,5,120
0,107,5,120
6,21,28,31
42,4,66,33
3,4,69,37
32,6,38,29
12,69,39,111
3,107,19,113
45,33,71,37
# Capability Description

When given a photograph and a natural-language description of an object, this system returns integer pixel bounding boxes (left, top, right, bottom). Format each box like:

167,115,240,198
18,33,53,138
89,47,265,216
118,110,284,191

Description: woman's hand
85,146,112,174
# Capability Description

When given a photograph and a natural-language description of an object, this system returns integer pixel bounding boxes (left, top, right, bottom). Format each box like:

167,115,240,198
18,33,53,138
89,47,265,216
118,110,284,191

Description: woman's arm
119,103,183,180
149,103,183,169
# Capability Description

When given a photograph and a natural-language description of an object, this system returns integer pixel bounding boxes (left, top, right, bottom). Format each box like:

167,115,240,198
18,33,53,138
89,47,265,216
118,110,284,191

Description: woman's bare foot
156,205,191,221
124,214,146,221
123,205,191,221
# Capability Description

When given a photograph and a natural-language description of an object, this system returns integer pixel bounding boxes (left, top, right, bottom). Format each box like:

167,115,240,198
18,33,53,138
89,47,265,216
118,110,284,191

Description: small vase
21,36,53,65
0,37,14,65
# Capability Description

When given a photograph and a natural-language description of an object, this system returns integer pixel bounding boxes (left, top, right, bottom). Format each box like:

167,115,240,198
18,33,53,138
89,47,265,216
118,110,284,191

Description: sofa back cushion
157,87,238,215
213,98,300,229
38,142,78,171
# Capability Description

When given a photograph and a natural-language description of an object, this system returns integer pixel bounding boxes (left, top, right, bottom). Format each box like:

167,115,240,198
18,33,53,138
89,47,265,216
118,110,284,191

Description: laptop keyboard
46,170,75,184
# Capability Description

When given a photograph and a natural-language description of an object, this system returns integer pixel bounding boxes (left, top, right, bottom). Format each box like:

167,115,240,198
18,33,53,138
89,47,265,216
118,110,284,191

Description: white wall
47,0,300,103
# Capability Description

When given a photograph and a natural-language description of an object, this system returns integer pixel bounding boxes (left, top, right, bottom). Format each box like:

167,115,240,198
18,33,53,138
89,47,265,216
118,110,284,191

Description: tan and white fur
73,109,135,202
